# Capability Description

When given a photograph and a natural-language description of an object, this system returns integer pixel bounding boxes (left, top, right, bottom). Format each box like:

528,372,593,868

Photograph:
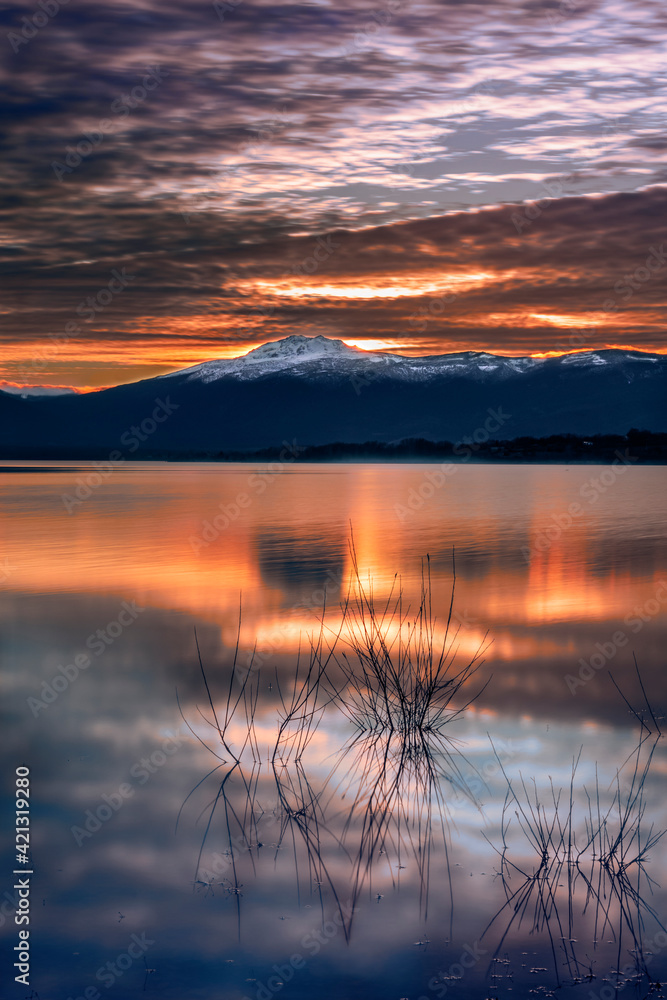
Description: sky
2,0,667,389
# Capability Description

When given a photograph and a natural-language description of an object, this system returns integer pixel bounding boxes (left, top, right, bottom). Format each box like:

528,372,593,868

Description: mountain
1,337,666,457
160,335,542,383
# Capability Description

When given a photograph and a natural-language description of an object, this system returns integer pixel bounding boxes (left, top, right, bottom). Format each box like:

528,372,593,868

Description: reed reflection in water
182,553,666,998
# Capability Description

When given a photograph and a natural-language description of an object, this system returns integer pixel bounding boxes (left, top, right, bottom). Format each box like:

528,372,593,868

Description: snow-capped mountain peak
243,335,361,362
158,336,663,387
161,334,372,383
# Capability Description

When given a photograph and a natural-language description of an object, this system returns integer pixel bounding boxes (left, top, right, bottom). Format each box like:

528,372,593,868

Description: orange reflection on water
1,463,665,668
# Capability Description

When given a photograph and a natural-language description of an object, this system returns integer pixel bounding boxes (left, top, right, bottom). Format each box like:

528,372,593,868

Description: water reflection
1,462,666,998
255,527,346,602
483,704,665,992
176,564,667,998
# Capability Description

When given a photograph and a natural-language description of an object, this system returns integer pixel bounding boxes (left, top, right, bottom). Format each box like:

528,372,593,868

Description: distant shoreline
1,431,666,465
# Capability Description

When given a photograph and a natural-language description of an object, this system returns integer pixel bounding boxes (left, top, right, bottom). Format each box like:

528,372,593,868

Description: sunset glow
251,272,494,300
3,0,666,387
343,339,406,352
529,314,606,328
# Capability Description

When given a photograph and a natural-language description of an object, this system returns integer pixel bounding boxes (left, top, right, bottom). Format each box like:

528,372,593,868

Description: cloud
3,0,667,382
4,185,667,386
0,381,79,395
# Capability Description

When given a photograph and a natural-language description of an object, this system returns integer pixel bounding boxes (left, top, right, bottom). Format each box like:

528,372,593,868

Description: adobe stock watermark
394,406,512,521
0,887,18,929
213,0,243,21
339,0,403,60
531,238,664,355
547,0,580,30
510,115,627,236
291,234,340,277
60,397,180,513
565,580,667,694
16,268,135,384
418,940,488,999
610,244,667,304
181,106,292,223
242,899,355,1000
27,601,145,716
257,236,341,311
7,0,69,54
180,176,232,223
395,80,496,197
348,354,396,396
0,557,16,584
388,80,496,191
73,268,136,323
189,439,304,552
409,289,458,333
522,449,638,563
71,725,189,846
552,244,667,341
448,738,518,815
435,79,496,128
51,67,168,181
255,234,342,321
196,808,277,887
511,174,581,233
236,568,344,684
64,933,155,999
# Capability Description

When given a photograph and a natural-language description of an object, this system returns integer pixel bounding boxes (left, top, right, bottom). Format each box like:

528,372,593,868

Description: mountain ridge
2,336,666,456
155,337,662,386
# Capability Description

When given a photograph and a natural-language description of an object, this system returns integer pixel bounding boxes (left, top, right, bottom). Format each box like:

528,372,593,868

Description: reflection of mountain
255,528,345,600
2,337,666,455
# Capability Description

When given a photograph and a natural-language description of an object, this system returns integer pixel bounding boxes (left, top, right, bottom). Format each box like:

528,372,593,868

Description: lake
1,461,666,999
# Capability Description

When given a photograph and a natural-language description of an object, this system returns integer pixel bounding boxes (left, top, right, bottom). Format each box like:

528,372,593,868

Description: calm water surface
1,462,666,999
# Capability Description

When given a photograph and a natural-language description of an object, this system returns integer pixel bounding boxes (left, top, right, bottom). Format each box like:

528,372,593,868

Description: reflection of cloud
3,463,666,729
7,586,666,995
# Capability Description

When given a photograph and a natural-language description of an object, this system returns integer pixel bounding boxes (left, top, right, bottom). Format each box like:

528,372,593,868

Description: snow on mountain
560,352,609,366
243,334,358,361
158,336,663,388
160,336,554,385
161,335,369,383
